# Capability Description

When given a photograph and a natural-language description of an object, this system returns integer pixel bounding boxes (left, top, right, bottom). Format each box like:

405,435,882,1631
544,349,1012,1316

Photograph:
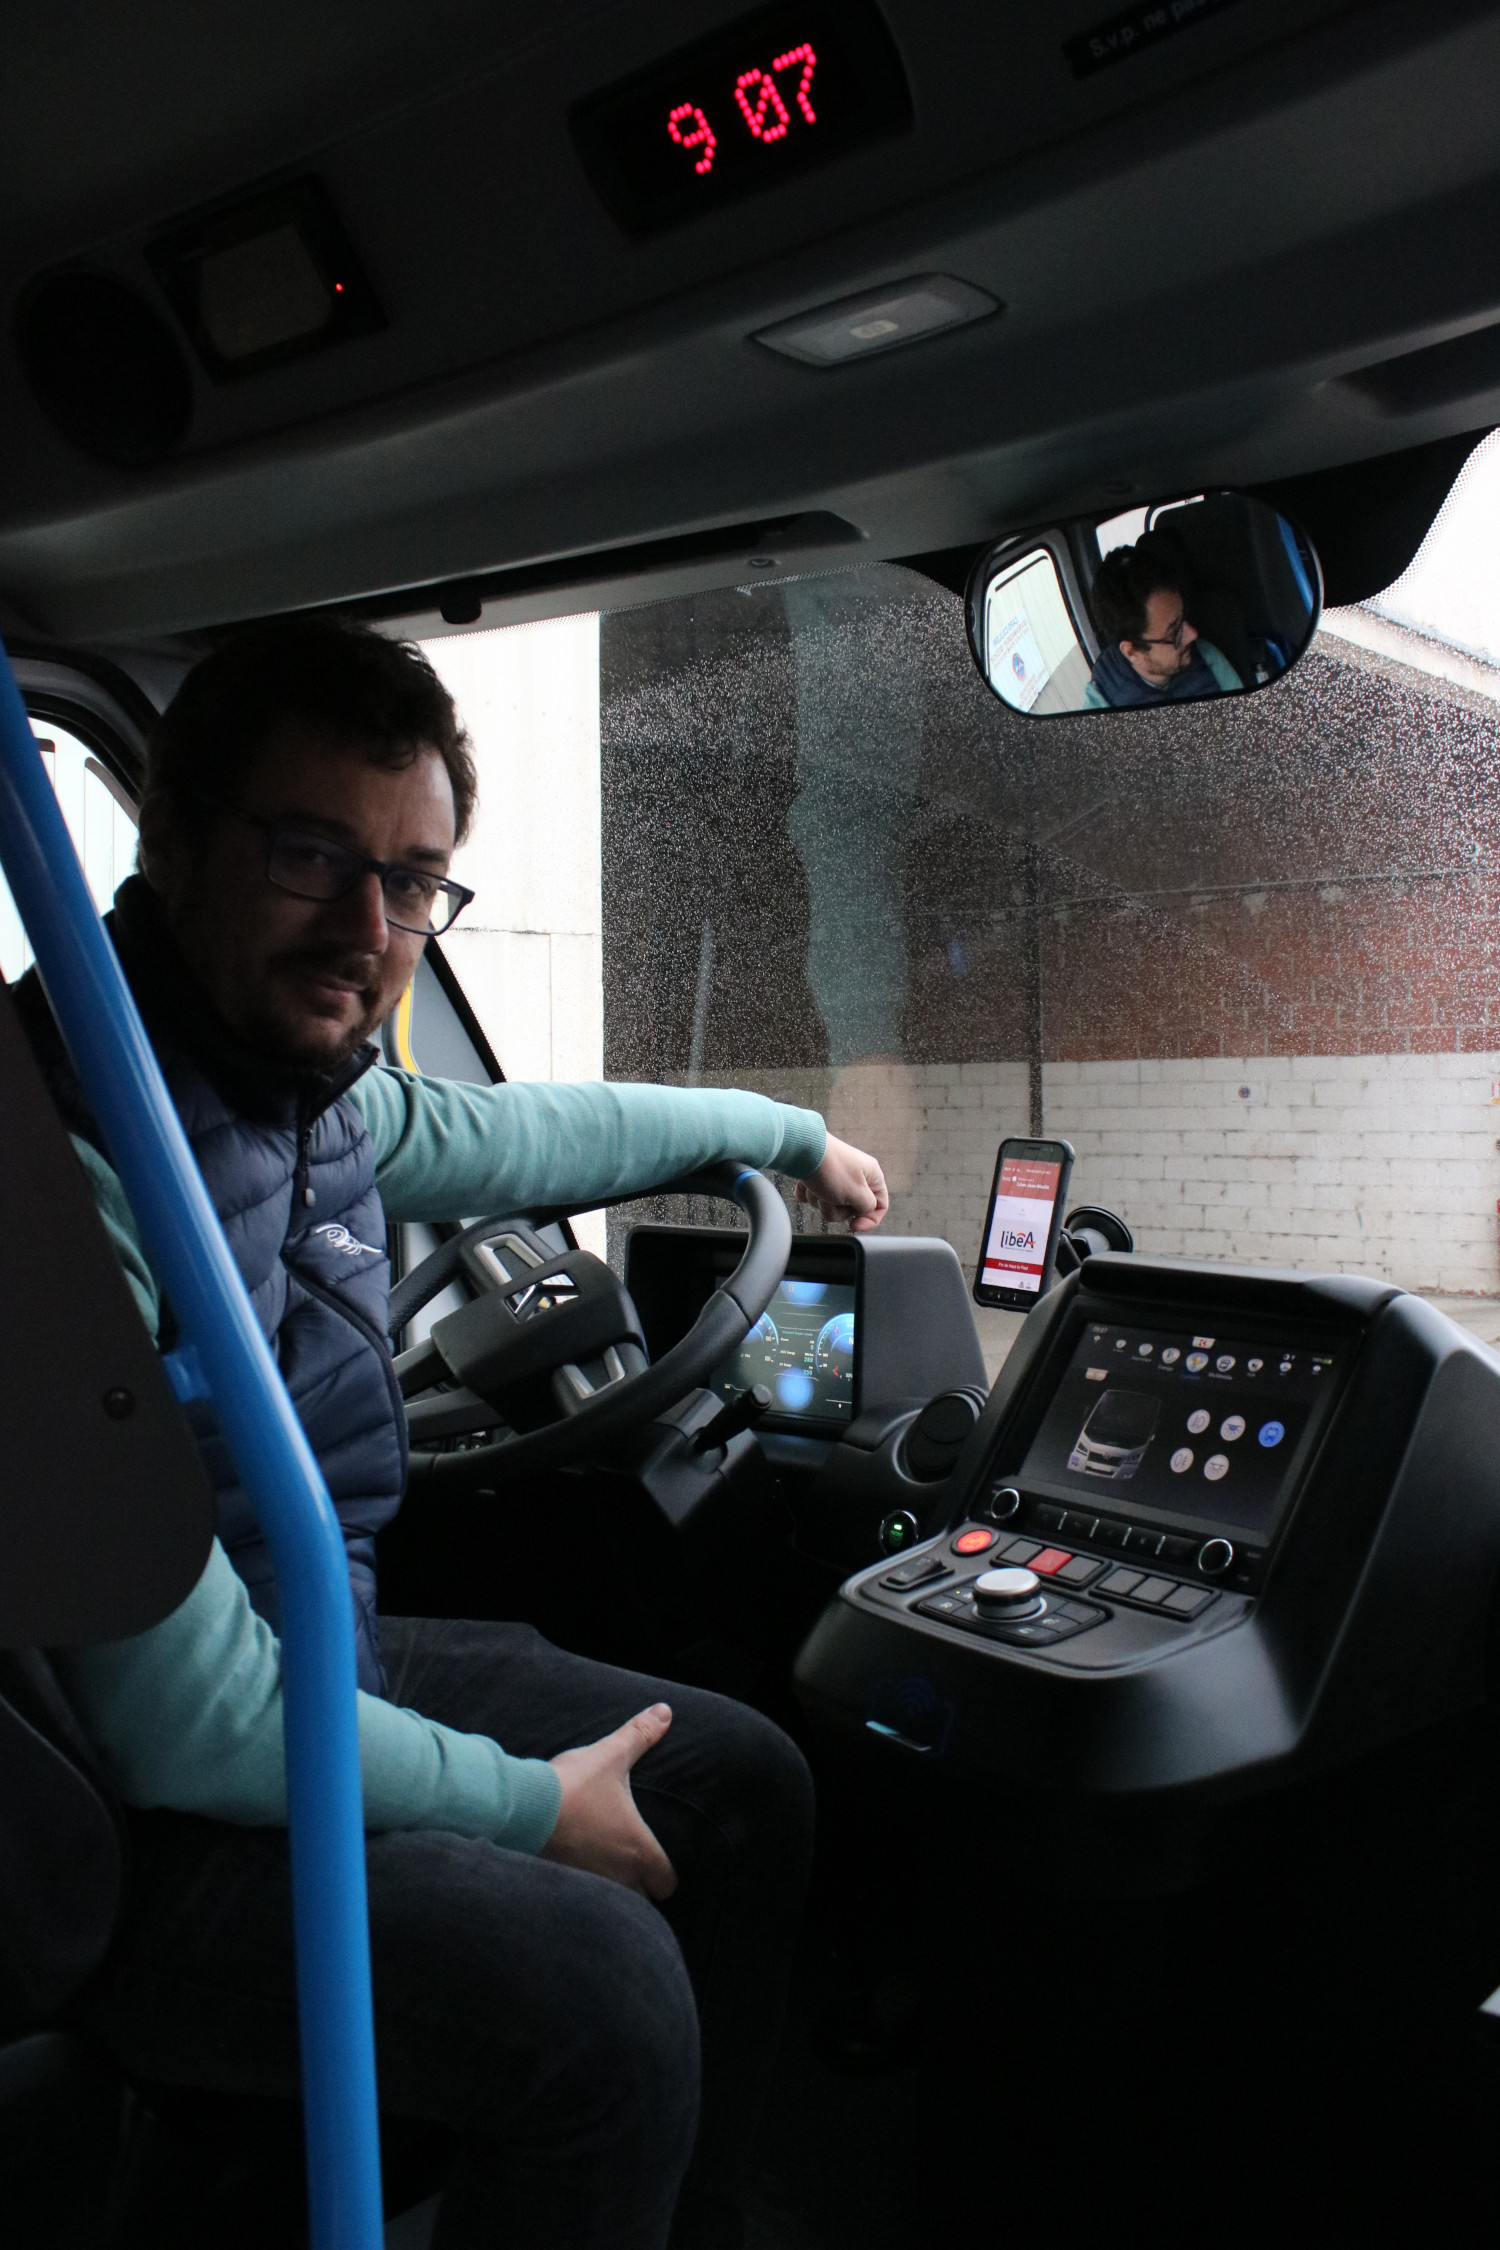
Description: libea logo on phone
981,1154,1062,1294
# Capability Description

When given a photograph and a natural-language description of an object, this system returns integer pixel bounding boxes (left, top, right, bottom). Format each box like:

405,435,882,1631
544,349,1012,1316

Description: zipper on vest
295,1266,410,1483
294,1096,316,1207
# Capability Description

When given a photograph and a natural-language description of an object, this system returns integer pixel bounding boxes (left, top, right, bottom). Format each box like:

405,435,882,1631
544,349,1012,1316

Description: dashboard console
625,1224,986,1437
796,1253,1500,1799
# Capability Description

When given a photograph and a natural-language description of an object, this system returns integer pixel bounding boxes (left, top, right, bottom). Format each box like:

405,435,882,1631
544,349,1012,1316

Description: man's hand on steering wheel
796,1133,889,1234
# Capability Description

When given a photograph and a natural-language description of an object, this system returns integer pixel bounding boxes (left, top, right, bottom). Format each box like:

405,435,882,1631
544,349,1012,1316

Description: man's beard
234,944,390,1073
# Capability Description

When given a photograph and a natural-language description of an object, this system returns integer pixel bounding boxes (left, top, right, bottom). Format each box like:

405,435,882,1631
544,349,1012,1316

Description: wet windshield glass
599,437,1500,1373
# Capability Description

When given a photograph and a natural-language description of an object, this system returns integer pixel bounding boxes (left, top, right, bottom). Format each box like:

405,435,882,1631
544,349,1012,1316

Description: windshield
593,437,1500,1374
9,446,1500,1387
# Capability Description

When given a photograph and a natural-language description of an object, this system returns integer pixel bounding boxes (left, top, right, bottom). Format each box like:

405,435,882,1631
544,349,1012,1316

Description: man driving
1084,534,1244,709
17,617,891,2250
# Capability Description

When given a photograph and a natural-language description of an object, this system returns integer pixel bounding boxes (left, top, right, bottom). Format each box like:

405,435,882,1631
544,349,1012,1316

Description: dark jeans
78,1618,816,2249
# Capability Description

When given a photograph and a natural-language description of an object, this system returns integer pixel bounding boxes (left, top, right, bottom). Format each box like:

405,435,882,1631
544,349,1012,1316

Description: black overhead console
796,1254,1500,1799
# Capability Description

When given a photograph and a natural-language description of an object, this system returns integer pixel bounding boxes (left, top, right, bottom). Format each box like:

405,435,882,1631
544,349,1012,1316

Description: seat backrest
0,978,213,1648
0,1651,122,2035
0,977,213,2032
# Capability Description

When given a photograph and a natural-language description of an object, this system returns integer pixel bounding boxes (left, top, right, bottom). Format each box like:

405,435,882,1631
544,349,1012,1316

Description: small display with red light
571,1,911,234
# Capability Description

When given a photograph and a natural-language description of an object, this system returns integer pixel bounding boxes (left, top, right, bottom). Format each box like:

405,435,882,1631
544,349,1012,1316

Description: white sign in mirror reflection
970,491,1322,719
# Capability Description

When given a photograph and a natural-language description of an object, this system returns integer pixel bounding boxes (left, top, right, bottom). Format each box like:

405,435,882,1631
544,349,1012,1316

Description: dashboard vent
903,1388,984,1482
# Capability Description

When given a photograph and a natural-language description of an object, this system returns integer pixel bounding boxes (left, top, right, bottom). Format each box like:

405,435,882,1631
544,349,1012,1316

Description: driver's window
983,548,1092,714
0,725,138,983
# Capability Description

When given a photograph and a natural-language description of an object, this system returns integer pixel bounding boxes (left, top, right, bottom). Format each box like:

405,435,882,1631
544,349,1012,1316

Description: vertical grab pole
0,648,384,2250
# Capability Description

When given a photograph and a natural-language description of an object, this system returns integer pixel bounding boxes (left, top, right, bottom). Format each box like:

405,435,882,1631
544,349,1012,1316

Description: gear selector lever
693,1382,773,1454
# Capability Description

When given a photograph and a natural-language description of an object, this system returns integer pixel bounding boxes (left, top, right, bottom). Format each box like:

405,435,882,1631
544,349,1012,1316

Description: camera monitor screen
1017,1317,1343,1542
709,1277,857,1426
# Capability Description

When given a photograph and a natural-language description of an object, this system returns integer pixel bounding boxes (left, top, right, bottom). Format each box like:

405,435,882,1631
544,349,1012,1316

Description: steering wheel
389,1162,792,1479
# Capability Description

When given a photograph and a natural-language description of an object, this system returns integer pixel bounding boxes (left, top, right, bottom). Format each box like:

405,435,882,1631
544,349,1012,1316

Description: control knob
972,1566,1044,1620
977,1485,1022,1526
1197,1537,1235,1577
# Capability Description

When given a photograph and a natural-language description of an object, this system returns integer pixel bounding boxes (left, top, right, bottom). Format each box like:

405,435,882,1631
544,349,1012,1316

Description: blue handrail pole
0,648,384,2250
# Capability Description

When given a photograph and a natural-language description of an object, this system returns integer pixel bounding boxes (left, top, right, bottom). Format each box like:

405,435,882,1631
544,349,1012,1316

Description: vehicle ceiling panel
2,1,1500,640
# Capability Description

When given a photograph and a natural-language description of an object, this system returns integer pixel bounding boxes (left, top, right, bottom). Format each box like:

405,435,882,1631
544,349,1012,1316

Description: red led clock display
667,40,817,177
572,2,912,235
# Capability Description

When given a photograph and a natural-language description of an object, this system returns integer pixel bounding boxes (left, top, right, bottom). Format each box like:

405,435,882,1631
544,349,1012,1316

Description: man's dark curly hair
1089,537,1185,651
144,616,478,841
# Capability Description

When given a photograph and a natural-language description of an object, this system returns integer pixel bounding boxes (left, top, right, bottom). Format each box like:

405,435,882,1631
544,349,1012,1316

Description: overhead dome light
753,274,998,366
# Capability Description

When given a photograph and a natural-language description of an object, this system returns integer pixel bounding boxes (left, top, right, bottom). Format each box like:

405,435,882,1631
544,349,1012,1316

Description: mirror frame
963,488,1324,720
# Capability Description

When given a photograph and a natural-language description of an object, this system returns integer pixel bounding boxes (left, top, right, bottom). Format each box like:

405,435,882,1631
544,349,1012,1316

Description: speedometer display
709,1277,858,1424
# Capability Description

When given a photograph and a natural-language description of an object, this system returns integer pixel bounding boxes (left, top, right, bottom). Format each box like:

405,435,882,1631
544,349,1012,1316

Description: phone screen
979,1148,1066,1299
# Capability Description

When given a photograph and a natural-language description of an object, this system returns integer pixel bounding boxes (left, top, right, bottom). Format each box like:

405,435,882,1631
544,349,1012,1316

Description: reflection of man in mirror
1084,536,1243,708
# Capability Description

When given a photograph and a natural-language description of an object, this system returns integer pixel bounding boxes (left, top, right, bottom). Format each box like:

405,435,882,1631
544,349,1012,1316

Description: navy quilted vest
16,877,404,1694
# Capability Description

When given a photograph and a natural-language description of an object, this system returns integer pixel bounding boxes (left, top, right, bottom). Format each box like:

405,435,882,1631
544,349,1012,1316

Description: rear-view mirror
966,490,1322,717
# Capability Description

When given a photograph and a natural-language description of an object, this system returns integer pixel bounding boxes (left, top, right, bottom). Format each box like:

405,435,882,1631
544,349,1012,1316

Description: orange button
953,1527,997,1556
1030,1547,1072,1575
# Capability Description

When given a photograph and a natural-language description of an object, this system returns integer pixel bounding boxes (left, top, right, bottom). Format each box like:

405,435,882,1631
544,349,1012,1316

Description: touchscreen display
709,1278,856,1424
1017,1318,1341,1540
980,1154,1063,1295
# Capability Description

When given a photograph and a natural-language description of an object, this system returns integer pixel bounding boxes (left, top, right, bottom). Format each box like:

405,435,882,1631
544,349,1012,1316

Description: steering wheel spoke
391,1166,792,1478
551,1338,650,1416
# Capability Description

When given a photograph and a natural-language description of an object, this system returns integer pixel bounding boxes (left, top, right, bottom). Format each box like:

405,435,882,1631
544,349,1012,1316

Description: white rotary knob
972,1566,1043,1617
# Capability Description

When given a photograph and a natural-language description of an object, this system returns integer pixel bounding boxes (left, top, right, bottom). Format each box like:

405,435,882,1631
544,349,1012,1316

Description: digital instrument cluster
709,1277,857,1426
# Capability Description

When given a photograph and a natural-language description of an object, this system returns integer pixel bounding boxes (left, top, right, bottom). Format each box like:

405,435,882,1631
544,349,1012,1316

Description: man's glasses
209,805,475,936
1132,608,1190,651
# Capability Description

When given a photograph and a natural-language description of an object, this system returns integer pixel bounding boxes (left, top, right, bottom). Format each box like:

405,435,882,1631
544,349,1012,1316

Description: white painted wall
1045,1053,1500,1294
421,614,606,1252
711,1055,1500,1296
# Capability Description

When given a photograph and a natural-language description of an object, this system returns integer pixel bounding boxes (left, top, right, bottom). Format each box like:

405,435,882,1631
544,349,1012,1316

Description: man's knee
646,1695,815,1875
724,1704,815,1844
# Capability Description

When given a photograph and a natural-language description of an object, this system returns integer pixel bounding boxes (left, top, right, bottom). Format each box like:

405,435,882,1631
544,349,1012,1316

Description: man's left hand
796,1134,889,1233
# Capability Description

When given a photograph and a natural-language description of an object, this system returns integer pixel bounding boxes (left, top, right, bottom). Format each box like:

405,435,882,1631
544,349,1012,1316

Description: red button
1030,1547,1072,1575
953,1527,996,1556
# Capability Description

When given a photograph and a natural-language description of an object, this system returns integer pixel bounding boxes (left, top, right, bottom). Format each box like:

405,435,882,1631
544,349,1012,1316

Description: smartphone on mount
973,1136,1076,1311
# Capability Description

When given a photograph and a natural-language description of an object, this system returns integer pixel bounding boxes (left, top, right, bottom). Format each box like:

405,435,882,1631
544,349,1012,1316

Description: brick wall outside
601,578,1500,1299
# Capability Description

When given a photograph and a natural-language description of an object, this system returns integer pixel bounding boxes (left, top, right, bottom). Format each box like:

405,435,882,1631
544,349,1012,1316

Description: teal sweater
56,1069,827,1854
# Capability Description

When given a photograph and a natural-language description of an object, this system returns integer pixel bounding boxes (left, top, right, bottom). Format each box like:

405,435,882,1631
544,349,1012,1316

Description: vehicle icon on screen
1067,1388,1161,1480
